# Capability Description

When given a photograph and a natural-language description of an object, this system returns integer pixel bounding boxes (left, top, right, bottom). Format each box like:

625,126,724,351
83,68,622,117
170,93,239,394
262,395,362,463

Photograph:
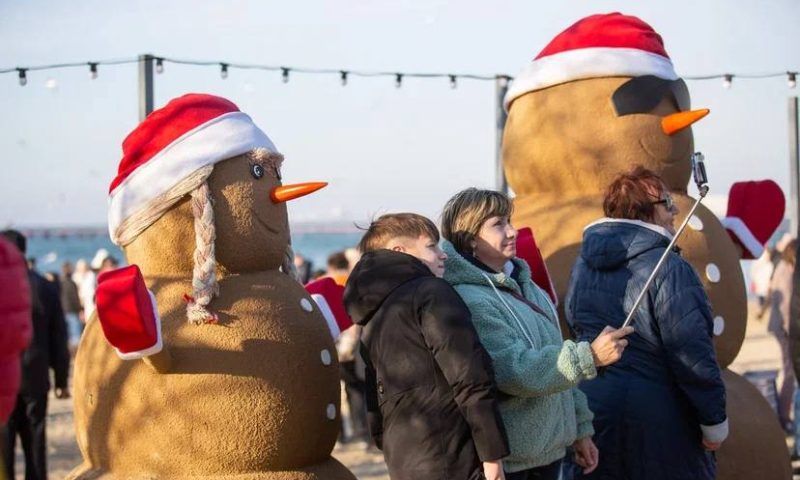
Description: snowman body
504,22,790,479
70,153,356,479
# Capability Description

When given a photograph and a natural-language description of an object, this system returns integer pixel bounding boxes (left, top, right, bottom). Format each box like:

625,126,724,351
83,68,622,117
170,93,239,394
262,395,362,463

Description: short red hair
603,166,667,222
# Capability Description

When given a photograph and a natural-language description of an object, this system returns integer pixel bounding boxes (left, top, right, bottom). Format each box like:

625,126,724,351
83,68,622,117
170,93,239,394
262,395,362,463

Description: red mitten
516,227,559,306
722,180,785,259
96,264,163,359
0,237,32,423
305,277,353,338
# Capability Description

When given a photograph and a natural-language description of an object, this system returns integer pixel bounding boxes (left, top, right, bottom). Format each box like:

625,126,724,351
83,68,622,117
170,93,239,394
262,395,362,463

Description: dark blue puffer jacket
564,219,727,480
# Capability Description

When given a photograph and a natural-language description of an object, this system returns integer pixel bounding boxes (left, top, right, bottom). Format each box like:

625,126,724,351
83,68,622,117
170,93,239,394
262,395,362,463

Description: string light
3,56,799,92
722,74,733,89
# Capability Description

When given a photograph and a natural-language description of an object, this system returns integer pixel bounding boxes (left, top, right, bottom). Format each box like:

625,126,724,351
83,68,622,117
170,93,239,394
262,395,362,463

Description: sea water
26,231,362,276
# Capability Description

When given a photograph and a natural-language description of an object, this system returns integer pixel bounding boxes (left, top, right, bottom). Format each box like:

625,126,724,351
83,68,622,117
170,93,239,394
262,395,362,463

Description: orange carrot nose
270,182,327,203
661,109,710,136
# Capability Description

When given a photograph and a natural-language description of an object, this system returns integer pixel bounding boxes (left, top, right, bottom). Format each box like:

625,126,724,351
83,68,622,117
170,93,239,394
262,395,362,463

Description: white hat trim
722,216,764,259
504,47,678,110
311,293,341,339
108,111,276,240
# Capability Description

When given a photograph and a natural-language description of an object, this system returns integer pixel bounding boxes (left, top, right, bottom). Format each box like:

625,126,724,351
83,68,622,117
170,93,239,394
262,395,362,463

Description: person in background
1,230,70,480
293,252,313,284
73,258,97,320
327,250,369,445
99,255,119,275
0,235,33,479
750,249,774,318
767,238,797,432
326,251,350,286
565,167,727,480
344,247,361,275
60,261,84,353
310,269,326,282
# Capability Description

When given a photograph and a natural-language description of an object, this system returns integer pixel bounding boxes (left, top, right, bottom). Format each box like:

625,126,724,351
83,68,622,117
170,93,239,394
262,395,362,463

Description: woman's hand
483,459,505,480
590,325,634,367
572,437,599,474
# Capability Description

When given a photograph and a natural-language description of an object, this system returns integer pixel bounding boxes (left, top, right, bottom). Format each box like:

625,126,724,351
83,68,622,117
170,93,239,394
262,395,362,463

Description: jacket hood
580,218,673,270
442,239,532,295
343,249,434,326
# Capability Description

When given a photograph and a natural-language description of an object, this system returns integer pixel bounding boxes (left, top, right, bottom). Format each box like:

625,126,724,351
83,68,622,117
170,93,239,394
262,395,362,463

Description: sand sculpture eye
273,166,282,181
250,163,265,179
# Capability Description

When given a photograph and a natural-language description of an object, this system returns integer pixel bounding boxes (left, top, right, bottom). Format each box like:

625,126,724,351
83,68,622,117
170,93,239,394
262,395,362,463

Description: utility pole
790,97,800,235
139,54,154,121
495,76,510,195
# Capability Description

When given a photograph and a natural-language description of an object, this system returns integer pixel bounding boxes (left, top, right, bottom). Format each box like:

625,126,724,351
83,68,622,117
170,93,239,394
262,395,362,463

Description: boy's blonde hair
358,213,440,253
440,188,514,254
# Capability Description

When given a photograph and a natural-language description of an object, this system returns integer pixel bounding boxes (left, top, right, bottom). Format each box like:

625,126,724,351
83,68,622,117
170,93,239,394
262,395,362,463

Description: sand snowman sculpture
69,94,356,479
503,13,790,479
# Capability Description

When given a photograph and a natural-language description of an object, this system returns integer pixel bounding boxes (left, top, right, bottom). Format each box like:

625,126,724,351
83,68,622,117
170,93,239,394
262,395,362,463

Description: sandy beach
8,305,791,479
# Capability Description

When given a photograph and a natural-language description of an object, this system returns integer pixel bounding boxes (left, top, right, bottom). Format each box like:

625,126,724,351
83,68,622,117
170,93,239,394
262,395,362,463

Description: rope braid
187,180,219,324
281,243,300,283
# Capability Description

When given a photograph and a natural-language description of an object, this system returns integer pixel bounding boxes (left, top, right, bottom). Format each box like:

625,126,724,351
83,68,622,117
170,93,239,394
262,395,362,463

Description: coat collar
442,239,531,294
584,217,674,241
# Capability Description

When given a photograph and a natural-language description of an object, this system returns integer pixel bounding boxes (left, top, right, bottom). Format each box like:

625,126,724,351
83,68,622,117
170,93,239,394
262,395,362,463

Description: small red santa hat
504,12,678,110
305,277,354,339
722,180,785,260
108,93,278,245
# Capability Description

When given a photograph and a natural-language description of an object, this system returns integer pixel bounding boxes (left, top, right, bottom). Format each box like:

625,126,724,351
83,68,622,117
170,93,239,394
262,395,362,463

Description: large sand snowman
69,94,356,479
503,13,789,479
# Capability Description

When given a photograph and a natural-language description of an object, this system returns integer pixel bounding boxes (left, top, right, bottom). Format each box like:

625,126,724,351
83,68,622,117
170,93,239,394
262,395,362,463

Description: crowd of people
0,237,120,480
0,165,796,479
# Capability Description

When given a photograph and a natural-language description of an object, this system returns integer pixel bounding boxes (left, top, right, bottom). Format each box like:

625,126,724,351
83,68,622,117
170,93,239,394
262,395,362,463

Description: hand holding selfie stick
621,152,709,329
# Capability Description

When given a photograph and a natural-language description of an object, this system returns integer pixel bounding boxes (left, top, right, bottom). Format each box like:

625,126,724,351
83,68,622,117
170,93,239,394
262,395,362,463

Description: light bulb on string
789,72,797,89
155,58,164,74
281,67,290,83
89,63,98,80
340,71,348,86
395,73,403,88
722,74,733,89
220,63,228,79
17,68,27,86
449,75,457,89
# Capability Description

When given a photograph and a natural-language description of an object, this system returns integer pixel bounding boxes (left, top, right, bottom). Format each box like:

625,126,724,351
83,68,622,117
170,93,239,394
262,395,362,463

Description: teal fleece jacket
442,240,596,472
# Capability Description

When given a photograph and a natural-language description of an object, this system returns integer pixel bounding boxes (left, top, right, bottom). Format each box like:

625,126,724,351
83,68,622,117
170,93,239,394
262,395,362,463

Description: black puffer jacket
344,250,509,480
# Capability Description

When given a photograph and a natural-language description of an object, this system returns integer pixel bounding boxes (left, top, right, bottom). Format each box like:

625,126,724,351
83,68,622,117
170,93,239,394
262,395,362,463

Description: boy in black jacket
344,213,508,480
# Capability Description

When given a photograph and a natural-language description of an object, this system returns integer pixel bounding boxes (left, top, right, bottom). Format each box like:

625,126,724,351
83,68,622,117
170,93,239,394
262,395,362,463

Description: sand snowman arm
95,264,172,373
721,180,785,260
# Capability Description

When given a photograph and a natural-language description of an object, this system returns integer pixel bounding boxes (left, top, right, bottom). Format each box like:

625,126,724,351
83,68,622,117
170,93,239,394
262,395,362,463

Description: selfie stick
621,152,709,329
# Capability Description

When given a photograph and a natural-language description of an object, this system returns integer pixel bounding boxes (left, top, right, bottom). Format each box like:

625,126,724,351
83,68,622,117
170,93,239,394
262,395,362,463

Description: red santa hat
722,180,785,260
504,12,678,110
108,93,277,245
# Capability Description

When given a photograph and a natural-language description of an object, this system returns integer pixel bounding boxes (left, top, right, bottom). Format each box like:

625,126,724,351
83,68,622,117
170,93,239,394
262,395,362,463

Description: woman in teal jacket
440,188,632,480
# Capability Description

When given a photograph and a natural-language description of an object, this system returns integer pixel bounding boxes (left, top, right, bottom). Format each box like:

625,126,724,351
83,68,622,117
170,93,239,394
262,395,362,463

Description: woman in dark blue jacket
565,167,727,480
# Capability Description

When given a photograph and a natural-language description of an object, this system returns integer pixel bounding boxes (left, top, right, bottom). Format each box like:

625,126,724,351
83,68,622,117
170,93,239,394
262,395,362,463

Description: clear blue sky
1,0,798,227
